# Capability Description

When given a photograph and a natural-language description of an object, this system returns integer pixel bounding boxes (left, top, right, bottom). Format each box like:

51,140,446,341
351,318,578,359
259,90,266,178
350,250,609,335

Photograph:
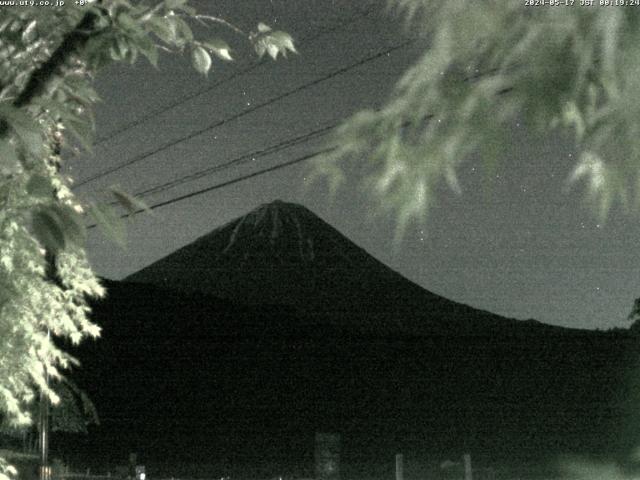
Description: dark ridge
125,200,581,337
57,279,640,478
51,201,640,477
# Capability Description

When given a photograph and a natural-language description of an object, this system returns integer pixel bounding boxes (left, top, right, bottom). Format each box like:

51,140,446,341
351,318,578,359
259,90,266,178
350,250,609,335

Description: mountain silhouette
126,200,564,336
50,201,640,478
59,279,640,478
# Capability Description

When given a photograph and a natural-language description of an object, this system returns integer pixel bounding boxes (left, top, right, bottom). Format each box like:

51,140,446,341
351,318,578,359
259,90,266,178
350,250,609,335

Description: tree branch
193,14,247,37
0,9,104,139
14,11,101,109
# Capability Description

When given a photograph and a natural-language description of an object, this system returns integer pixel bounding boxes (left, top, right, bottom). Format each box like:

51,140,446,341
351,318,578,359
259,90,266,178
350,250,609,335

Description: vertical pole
463,453,472,480
395,454,404,480
39,328,50,480
314,433,340,480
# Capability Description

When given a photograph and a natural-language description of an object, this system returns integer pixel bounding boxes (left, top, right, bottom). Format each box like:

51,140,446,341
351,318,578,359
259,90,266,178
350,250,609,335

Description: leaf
116,12,138,32
110,36,130,61
63,75,100,105
87,202,127,248
269,31,297,55
266,43,279,60
257,22,272,33
63,110,95,154
109,186,151,216
253,29,297,60
147,16,176,44
32,209,66,254
174,16,193,44
191,45,212,75
21,20,37,44
135,33,159,67
26,174,52,198
254,40,267,58
0,105,44,158
202,39,233,61
50,204,86,246
31,203,86,253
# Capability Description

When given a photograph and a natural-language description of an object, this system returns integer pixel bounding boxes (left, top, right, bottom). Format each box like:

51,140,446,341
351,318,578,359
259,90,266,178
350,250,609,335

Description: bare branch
194,14,247,38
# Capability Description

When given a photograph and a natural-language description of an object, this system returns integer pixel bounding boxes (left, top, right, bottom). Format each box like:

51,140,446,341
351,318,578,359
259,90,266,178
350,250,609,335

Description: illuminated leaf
87,202,126,248
257,22,271,33
21,20,37,44
191,45,211,75
110,186,151,216
202,39,233,61
147,16,176,44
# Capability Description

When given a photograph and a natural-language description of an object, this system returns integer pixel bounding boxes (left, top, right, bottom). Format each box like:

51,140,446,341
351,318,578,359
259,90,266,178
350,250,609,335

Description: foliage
0,458,16,480
0,379,98,459
318,1,640,235
0,1,294,477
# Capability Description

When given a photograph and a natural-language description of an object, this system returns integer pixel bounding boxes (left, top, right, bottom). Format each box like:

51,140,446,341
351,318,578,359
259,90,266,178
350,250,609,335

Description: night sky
67,0,639,331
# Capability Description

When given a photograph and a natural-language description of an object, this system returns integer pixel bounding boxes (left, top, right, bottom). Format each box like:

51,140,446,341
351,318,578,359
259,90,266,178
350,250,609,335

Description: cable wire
75,39,412,189
87,146,334,229
131,120,337,200
91,7,375,147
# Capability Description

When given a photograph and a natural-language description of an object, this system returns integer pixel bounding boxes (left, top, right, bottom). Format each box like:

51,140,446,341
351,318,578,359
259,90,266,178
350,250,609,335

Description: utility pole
395,454,404,480
463,453,473,480
38,327,50,480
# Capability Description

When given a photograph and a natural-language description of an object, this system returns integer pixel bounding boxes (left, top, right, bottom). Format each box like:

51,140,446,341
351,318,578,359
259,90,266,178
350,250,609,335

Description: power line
87,146,334,230
131,120,337,200
75,39,412,189
144,147,332,211
91,7,375,147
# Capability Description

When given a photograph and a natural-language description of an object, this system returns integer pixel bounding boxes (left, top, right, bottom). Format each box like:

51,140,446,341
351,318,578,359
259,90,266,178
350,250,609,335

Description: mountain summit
126,200,563,335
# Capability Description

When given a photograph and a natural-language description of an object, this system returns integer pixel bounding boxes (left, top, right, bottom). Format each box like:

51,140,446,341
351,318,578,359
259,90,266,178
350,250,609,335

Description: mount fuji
125,199,561,336
57,200,639,476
